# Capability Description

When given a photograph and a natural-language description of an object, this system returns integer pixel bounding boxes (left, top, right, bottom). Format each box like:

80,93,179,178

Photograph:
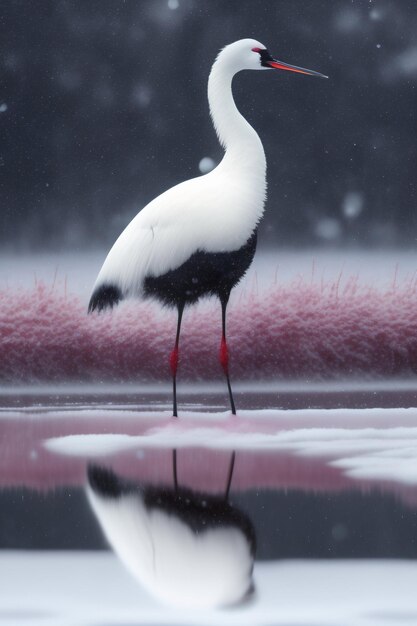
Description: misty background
1,0,417,252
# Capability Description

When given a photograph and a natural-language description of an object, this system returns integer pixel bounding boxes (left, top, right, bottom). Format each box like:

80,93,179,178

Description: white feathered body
86,469,254,608
94,156,265,297
91,38,268,301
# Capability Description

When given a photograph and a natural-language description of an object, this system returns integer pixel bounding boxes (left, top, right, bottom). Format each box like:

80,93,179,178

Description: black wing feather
88,284,123,313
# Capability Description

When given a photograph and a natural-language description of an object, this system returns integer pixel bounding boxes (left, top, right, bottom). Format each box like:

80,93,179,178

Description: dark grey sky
1,0,417,250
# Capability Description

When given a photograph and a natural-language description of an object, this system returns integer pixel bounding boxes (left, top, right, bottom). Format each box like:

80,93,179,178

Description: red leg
220,294,236,415
170,346,179,377
220,336,229,375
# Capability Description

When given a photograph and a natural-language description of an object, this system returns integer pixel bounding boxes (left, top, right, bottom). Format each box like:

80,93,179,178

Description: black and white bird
88,38,327,416
86,458,255,608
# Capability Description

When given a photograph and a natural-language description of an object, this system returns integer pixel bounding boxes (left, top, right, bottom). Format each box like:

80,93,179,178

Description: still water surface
1,384,417,625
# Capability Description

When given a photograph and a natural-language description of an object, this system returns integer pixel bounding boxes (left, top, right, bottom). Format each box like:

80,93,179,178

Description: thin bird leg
172,449,178,492
170,303,184,417
220,294,236,415
224,451,236,500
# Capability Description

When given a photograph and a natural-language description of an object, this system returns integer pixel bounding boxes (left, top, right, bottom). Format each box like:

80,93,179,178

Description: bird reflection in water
86,451,255,609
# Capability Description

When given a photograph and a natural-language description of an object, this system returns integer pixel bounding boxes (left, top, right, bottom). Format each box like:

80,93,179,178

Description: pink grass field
1,274,417,383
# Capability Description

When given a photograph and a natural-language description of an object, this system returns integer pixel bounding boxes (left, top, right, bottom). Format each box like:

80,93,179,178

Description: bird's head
219,38,328,79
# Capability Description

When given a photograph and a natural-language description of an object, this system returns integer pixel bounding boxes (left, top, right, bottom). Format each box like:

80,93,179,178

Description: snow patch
43,407,417,486
1,552,416,625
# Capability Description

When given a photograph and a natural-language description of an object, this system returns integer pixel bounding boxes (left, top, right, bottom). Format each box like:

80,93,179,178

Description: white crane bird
88,38,327,416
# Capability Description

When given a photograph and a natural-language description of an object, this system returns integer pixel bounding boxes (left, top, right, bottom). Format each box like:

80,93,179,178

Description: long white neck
208,55,266,177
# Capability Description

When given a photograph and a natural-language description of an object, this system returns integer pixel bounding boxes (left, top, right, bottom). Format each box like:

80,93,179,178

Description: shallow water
1,384,417,625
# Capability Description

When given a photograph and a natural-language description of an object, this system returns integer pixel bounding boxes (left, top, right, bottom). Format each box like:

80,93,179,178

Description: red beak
266,58,328,79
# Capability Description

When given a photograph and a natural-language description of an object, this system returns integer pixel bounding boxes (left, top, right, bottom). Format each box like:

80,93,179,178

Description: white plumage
86,469,254,609
89,38,326,416
94,163,265,297
93,39,267,298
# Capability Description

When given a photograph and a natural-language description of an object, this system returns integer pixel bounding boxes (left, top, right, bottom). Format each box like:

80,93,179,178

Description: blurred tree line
1,0,417,250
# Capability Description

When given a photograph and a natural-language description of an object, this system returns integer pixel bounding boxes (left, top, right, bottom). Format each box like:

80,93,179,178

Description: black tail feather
87,465,124,498
88,284,122,313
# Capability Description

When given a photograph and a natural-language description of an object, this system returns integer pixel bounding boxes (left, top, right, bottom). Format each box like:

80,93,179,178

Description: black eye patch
258,49,275,67
251,47,274,66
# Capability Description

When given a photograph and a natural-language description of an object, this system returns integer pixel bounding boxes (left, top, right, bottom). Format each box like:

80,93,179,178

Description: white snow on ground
0,551,415,626
4,405,417,424
1,249,417,297
41,407,417,486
